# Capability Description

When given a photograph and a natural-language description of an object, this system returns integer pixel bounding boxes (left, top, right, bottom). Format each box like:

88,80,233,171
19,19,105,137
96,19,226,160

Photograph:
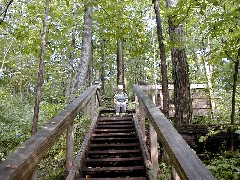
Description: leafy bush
37,114,92,179
206,151,240,179
0,93,32,162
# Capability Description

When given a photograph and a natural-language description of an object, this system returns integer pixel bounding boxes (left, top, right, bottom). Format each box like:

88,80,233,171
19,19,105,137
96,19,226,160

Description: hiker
114,84,128,116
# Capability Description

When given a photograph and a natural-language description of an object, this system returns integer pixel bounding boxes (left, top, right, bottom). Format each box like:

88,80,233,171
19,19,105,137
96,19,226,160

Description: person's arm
125,93,128,103
114,94,117,104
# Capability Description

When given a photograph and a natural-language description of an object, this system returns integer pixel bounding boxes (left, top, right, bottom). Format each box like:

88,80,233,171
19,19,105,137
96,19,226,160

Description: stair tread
91,137,137,141
90,143,139,147
96,125,134,128
94,129,135,132
81,166,144,172
98,117,133,121
87,149,141,154
79,177,146,180
92,133,136,137
97,121,133,125
85,157,142,162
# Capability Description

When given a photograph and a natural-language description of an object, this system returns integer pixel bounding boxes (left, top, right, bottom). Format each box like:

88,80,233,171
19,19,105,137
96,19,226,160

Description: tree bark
101,39,106,95
31,0,50,135
153,0,169,117
167,0,192,124
117,40,124,86
231,54,239,125
72,2,93,96
204,60,216,118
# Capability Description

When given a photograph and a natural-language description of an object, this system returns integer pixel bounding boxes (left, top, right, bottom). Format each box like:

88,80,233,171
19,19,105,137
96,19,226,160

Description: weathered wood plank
0,85,99,180
133,85,215,180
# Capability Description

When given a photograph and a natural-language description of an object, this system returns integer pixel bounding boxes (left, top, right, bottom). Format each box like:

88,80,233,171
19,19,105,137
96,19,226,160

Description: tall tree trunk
204,60,216,118
101,39,106,95
66,1,77,99
117,40,124,86
231,56,239,124
230,49,239,151
202,38,216,118
88,41,93,86
153,0,169,117
72,2,93,96
167,0,192,124
31,0,50,135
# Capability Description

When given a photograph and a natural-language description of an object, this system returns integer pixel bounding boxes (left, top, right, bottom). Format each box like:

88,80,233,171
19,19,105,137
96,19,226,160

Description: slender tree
152,0,169,117
0,0,13,25
72,1,93,97
117,40,124,86
166,0,192,124
31,0,50,135
230,49,239,125
101,39,106,94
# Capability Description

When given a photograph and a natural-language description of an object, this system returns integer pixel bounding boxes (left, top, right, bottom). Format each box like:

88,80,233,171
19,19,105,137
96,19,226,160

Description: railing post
91,94,95,119
135,94,139,117
150,90,159,179
31,169,37,180
66,120,74,176
135,93,146,141
172,166,181,180
139,100,146,141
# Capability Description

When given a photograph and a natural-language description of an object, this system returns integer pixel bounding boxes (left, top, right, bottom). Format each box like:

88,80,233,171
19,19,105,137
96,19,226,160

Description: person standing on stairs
114,84,128,116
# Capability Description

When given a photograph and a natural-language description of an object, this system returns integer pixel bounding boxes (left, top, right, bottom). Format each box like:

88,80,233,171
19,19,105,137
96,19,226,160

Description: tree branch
0,0,13,25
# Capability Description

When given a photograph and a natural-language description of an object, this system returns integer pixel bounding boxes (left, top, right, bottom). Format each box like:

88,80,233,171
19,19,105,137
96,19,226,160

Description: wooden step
90,143,139,150
91,133,136,137
90,138,138,144
97,121,133,125
87,149,141,155
98,116,133,121
81,166,145,172
79,178,146,180
90,143,139,147
85,157,142,163
94,128,135,133
79,114,146,179
96,125,134,129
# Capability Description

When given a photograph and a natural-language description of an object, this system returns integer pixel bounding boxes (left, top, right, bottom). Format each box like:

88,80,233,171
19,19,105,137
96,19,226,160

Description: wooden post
135,94,146,141
91,95,95,119
149,123,159,179
172,166,181,180
150,90,159,179
66,121,74,176
85,100,90,117
135,94,139,118
139,100,146,141
31,169,37,180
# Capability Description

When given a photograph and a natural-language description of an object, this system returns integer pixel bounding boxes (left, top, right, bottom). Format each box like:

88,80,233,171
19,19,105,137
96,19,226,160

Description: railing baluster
139,100,146,142
66,120,74,176
149,123,159,179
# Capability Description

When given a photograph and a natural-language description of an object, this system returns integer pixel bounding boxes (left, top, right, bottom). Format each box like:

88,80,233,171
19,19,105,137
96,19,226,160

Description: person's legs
115,102,120,115
122,102,127,113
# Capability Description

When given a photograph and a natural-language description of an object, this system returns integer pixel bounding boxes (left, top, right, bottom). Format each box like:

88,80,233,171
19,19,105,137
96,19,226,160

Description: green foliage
0,93,32,162
206,151,240,180
158,162,171,179
37,114,92,179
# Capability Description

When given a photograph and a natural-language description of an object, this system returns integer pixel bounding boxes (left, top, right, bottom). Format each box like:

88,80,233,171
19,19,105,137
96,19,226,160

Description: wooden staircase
79,115,146,180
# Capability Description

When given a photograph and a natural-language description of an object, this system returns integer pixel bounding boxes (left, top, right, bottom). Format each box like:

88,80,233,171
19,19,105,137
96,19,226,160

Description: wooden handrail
133,84,215,180
0,85,100,180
